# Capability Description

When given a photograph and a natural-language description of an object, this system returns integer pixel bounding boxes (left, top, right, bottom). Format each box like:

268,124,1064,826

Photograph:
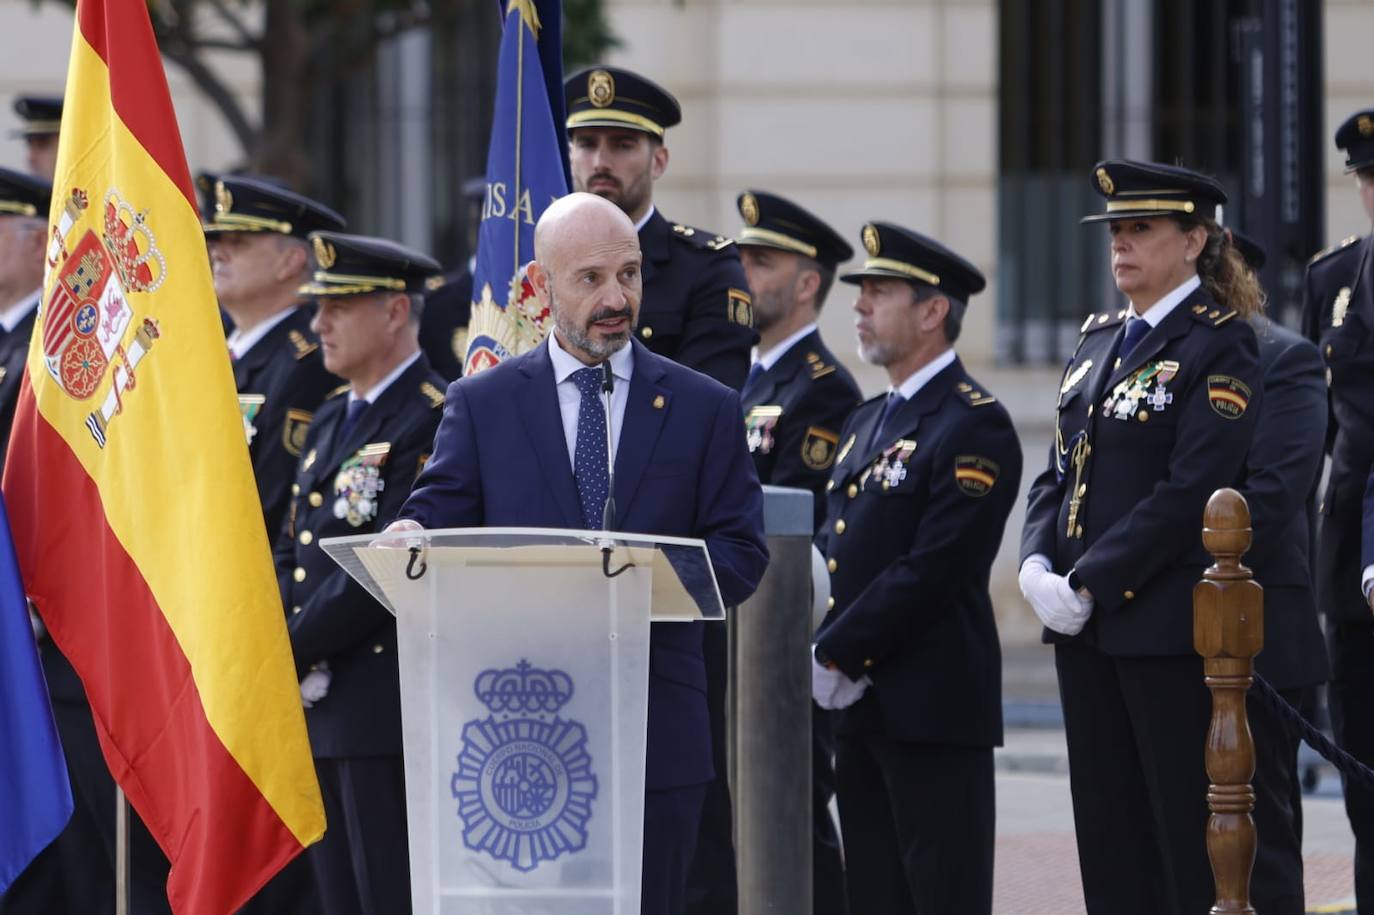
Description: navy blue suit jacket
399,338,769,789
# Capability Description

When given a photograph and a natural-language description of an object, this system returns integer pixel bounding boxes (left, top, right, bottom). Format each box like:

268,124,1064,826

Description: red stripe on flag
74,0,197,211
2,380,305,914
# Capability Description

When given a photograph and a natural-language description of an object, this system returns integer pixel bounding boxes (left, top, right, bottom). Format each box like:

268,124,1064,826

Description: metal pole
732,485,815,915
115,786,129,915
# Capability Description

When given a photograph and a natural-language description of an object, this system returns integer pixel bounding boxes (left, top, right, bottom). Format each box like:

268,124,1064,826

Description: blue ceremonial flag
0,491,71,894
463,0,570,376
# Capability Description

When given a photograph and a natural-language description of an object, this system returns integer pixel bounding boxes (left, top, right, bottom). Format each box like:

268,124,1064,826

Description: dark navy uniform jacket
742,329,861,531
398,338,769,789
275,354,447,759
1021,287,1262,656
1241,319,1329,689
234,306,340,542
0,301,36,470
637,209,755,391
1302,236,1374,623
814,357,1021,748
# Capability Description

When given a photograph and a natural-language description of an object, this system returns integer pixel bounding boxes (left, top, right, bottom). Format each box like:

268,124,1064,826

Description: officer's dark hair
911,281,965,344
1173,214,1263,318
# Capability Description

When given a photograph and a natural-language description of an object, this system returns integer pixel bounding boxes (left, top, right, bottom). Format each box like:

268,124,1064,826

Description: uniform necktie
339,398,369,439
1117,316,1150,361
743,362,766,395
870,391,905,449
572,367,610,530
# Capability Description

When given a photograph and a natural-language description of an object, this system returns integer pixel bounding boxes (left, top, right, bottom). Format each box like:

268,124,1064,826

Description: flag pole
115,787,129,915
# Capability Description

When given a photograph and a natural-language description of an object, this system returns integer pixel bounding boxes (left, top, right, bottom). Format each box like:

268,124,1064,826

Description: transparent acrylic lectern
321,528,726,915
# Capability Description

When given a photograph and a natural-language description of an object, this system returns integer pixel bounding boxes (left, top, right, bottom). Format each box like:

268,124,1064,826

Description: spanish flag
1,0,325,910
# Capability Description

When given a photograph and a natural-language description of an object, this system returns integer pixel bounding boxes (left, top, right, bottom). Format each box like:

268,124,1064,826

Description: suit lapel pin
653,394,665,409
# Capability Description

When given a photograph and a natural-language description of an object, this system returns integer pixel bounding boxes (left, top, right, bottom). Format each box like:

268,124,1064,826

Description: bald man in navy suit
389,192,768,915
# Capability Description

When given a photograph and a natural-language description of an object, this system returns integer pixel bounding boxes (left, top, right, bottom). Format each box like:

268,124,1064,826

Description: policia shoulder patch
802,426,840,471
954,455,999,497
1206,375,1251,420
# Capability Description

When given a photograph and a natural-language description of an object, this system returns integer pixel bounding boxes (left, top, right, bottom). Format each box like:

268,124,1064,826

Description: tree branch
159,43,259,160
201,0,261,51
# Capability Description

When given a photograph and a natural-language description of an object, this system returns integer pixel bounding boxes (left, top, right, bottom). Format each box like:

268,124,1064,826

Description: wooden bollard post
1194,488,1264,915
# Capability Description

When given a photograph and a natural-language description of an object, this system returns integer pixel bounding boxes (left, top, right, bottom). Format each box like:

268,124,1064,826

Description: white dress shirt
1132,274,1201,327
226,306,301,361
891,347,956,400
547,332,634,468
753,322,818,373
349,351,421,407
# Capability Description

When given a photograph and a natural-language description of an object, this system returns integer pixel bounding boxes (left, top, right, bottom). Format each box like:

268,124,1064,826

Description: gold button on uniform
298,531,314,545
834,520,846,535
308,492,324,507
292,605,301,615
827,596,835,610
827,558,838,573
640,327,653,340
863,659,874,669
847,484,858,498
1137,410,1149,422
372,644,384,654
292,483,300,495
826,480,835,492
293,567,306,583
1124,590,1135,600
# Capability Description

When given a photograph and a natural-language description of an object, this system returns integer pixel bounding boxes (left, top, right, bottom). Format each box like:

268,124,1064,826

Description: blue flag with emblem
0,491,72,894
463,0,569,377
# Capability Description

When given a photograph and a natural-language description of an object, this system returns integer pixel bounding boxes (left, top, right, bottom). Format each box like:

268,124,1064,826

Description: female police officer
1019,160,1264,915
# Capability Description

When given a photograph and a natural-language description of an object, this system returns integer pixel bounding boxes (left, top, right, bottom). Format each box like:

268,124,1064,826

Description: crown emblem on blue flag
452,659,598,872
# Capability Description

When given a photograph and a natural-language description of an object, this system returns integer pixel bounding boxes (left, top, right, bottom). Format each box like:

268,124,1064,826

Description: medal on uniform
333,443,390,528
1106,362,1167,421
237,393,265,445
744,405,782,455
883,440,917,489
1145,360,1179,412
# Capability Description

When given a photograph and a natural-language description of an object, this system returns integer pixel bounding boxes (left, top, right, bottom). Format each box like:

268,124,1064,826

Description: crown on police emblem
214,180,233,215
102,190,165,294
588,69,615,108
862,224,880,257
475,659,574,716
1361,115,1374,138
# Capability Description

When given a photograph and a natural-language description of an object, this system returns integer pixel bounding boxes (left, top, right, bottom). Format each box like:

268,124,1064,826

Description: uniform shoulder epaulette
1308,234,1362,266
326,383,350,399
1186,302,1238,328
954,379,998,407
804,351,837,380
671,223,735,252
1079,308,1129,334
287,329,319,360
419,381,446,409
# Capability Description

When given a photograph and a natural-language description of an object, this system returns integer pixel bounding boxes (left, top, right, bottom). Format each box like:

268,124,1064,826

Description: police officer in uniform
0,169,47,464
564,65,755,912
813,222,1021,915
276,231,447,915
12,95,61,181
1228,229,1330,913
564,66,754,391
733,189,858,914
1020,161,1264,915
205,175,345,546
1305,107,1374,911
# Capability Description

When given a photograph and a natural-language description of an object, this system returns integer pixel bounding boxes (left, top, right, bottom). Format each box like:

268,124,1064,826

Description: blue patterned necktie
869,391,905,449
1117,316,1150,361
571,367,610,530
339,398,369,439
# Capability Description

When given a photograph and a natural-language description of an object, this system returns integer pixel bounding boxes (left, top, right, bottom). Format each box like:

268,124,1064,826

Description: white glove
1019,558,1093,636
811,650,871,711
300,665,332,708
375,518,425,549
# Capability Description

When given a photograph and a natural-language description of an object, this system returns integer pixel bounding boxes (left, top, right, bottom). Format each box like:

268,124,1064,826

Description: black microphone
599,359,632,578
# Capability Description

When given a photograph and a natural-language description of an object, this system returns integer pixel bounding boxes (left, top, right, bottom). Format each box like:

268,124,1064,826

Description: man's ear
651,143,669,181
527,260,550,303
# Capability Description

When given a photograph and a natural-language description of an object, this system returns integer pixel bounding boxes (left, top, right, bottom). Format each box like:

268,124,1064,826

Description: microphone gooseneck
599,359,633,578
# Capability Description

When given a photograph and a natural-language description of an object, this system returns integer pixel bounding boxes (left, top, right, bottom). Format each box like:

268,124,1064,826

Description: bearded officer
275,231,448,914
733,189,858,914
813,222,1021,915
205,175,346,545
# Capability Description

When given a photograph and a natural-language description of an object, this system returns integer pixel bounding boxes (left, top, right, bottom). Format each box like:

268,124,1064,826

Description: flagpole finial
506,0,541,37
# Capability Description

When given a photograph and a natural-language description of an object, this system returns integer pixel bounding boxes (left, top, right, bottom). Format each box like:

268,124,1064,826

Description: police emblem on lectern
452,659,599,872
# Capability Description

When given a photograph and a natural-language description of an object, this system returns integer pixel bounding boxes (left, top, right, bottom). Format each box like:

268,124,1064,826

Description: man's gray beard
553,300,631,361
857,338,897,367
